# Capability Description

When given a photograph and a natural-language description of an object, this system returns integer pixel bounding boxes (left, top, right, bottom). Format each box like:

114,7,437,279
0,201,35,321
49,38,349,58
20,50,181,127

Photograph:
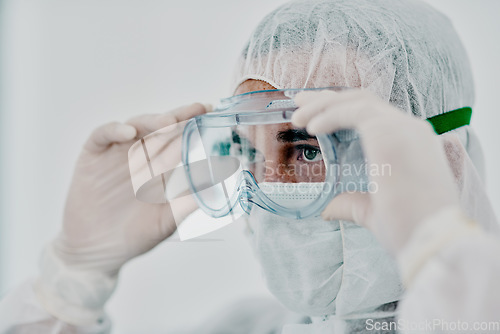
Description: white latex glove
292,90,460,253
35,103,208,326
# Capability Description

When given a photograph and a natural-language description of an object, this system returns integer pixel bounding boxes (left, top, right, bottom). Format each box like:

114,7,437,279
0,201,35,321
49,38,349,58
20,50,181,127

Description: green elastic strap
426,107,472,135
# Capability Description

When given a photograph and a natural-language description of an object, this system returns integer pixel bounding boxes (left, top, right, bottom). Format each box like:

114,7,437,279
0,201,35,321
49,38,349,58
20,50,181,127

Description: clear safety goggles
182,87,347,219
129,87,472,220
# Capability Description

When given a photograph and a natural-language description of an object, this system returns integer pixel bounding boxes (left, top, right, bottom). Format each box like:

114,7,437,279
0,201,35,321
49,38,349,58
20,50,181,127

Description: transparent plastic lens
192,123,327,203
182,88,345,219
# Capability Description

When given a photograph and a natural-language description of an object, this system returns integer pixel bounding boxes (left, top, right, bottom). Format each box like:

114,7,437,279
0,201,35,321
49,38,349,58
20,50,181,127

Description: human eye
296,144,323,162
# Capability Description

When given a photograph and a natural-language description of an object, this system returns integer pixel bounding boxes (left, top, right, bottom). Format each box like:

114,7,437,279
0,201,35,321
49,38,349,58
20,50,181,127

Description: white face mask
246,182,404,317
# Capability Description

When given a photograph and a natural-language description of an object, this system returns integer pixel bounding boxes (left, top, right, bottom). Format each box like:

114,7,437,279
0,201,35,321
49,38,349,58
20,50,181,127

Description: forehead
232,79,317,144
241,122,293,138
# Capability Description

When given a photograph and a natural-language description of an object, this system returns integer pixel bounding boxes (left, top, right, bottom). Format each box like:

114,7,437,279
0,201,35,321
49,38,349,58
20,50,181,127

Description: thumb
321,192,371,227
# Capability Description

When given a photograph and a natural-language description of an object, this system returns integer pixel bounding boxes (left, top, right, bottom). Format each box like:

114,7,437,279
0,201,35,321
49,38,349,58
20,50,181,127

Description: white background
1,0,499,332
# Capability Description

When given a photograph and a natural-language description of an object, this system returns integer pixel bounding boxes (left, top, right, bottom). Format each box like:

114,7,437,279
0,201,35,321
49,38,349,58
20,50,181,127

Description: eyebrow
276,129,315,142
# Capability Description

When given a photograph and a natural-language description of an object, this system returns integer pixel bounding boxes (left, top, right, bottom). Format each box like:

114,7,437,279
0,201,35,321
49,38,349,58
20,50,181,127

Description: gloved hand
35,103,209,326
292,90,460,253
